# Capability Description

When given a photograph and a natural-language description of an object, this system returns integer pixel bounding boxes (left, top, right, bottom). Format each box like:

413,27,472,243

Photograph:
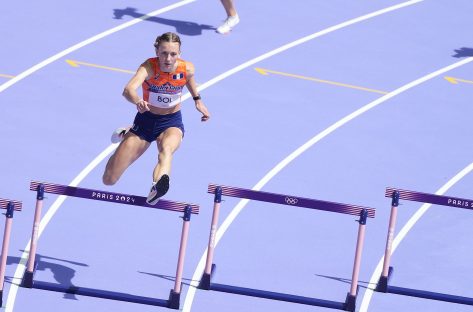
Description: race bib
148,92,181,108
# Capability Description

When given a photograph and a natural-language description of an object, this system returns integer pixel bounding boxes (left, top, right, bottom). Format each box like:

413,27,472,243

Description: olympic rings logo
285,197,299,205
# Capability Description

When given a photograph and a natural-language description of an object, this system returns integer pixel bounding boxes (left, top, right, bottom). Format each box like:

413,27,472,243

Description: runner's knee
159,144,175,158
102,172,118,185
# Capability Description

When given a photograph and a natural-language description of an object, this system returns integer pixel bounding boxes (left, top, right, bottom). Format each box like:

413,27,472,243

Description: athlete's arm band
193,94,201,101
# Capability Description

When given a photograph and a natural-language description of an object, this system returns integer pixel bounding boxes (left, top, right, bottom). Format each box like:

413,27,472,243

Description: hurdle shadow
140,272,375,291
452,47,473,58
3,256,28,285
113,7,215,36
138,271,199,287
11,253,87,300
315,274,374,289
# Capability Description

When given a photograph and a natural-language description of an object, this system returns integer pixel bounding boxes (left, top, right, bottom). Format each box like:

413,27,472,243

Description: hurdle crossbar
208,184,375,218
385,187,473,211
0,198,22,211
377,187,473,306
200,184,376,311
30,181,199,214
0,198,21,306
22,181,198,309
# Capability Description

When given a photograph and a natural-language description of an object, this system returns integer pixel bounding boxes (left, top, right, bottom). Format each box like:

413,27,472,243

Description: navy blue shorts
129,111,185,143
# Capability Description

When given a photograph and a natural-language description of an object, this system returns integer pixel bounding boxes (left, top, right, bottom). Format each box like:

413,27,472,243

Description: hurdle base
343,294,356,312
201,263,347,310
343,286,359,312
30,280,168,307
167,289,181,309
387,285,473,306
198,263,216,290
209,282,346,310
376,266,394,292
376,266,473,305
21,270,34,288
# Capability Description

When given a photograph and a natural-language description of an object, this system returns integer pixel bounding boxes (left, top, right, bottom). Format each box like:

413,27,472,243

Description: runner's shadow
113,7,215,36
452,47,473,58
8,252,88,300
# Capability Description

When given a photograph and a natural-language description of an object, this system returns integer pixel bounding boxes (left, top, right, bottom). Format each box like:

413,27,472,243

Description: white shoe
110,126,130,143
216,14,239,34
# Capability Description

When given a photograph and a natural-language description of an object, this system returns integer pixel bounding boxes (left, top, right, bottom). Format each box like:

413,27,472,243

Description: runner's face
156,42,180,72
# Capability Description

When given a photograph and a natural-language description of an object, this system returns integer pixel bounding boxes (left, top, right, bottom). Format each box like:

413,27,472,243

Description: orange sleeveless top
142,58,187,108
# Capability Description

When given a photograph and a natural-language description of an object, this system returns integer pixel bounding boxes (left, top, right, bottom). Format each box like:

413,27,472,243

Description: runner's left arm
186,62,210,122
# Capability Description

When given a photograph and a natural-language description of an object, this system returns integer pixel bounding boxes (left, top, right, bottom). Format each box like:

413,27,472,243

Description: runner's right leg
103,132,150,185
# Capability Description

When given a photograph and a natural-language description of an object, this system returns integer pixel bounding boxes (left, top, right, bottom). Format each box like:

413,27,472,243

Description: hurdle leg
22,184,44,288
377,191,400,292
168,206,192,309
0,202,15,306
344,209,368,311
199,187,222,290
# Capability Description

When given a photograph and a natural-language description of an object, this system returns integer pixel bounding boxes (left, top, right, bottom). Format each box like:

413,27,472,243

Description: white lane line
3,1,196,310
183,1,443,311
359,162,473,312
0,0,195,93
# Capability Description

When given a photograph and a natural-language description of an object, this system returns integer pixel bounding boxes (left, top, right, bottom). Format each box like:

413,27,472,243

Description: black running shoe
146,174,170,205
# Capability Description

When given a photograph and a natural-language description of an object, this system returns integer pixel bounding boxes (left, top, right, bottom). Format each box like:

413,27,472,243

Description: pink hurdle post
349,209,368,297
343,209,369,311
168,206,193,309
381,191,400,278
197,187,222,290
0,202,15,303
24,184,44,286
173,206,192,294
204,187,222,276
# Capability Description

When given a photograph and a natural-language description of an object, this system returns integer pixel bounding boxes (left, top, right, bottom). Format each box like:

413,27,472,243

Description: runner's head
154,32,181,72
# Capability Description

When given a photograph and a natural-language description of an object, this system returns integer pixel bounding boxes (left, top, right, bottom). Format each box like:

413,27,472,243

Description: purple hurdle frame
199,183,375,312
376,187,473,305
0,198,22,306
22,181,198,309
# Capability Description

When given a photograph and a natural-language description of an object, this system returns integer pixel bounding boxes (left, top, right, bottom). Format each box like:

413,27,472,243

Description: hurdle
21,181,199,309
376,187,473,305
198,183,376,311
0,198,22,306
